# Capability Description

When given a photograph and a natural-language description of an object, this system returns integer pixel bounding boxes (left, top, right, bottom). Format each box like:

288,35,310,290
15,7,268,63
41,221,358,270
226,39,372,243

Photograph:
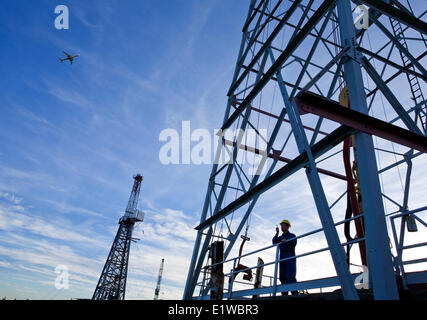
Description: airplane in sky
59,51,79,64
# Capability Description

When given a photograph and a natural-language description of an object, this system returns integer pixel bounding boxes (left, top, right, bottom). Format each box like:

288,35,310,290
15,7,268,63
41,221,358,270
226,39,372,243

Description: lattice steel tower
184,0,427,300
93,174,145,300
154,258,165,300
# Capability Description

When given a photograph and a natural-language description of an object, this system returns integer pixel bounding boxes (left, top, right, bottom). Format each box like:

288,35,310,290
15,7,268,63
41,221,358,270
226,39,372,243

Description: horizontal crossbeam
195,125,356,231
222,0,336,131
358,0,427,35
223,139,347,180
295,91,427,153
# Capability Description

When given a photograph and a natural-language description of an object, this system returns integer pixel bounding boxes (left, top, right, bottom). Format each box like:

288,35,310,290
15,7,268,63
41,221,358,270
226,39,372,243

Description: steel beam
366,51,427,98
231,100,328,136
224,138,348,180
358,0,427,34
190,45,271,298
358,47,427,81
361,56,423,135
221,273,363,299
228,0,301,97
242,0,267,33
295,91,427,153
221,111,293,261
271,49,359,300
236,0,270,75
290,7,334,99
222,0,336,131
195,125,356,231
183,1,257,299
336,0,399,300
369,18,427,77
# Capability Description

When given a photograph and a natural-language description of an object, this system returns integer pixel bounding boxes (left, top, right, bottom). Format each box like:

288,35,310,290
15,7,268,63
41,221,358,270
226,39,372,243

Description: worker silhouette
272,219,298,296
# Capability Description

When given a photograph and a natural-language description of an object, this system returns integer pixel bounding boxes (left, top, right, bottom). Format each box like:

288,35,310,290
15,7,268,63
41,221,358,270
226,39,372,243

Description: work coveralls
272,231,297,295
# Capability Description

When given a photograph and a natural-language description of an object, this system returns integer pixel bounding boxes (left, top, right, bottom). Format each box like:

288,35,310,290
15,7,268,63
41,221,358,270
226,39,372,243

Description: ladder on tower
389,18,427,134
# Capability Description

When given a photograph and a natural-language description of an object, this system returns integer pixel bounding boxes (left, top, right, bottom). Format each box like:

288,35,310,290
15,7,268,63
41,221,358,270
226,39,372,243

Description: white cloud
0,189,199,300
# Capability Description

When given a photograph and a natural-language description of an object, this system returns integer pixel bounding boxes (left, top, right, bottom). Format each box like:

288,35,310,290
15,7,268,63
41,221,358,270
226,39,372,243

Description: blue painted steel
219,273,364,300
185,0,426,301
336,0,399,300
223,108,289,259
182,0,258,299
270,48,359,300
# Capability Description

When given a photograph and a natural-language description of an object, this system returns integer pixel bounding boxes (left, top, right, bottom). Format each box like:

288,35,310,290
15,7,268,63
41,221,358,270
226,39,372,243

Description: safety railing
389,206,427,290
195,213,366,299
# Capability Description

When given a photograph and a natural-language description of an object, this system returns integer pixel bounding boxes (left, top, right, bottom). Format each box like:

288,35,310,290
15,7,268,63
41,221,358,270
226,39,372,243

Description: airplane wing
70,59,73,65
63,51,71,58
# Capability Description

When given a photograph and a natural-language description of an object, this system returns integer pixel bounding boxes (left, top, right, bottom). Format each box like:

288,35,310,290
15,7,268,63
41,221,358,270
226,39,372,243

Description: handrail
198,208,426,297
224,237,366,278
208,213,365,269
389,209,427,290
388,206,427,219
198,219,367,298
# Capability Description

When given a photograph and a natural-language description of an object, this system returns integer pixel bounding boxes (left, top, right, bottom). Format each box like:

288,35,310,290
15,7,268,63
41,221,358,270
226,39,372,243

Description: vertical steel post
200,266,207,296
182,0,257,299
270,48,359,300
228,258,237,300
336,0,399,300
273,244,279,297
210,241,225,300
390,217,408,290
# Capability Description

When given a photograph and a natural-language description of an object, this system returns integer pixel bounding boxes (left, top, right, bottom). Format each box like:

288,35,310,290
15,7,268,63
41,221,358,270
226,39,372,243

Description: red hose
343,137,367,266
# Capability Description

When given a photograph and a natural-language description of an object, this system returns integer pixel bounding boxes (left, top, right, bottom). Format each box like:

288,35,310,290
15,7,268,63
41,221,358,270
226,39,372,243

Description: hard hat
280,219,291,227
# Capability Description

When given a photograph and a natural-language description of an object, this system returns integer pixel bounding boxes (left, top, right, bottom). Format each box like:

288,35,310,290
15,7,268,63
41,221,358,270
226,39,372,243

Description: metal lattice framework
92,174,144,300
184,0,427,300
154,258,165,300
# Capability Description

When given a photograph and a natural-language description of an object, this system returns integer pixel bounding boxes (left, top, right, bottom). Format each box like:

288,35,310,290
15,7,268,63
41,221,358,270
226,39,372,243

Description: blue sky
0,0,251,299
0,1,426,300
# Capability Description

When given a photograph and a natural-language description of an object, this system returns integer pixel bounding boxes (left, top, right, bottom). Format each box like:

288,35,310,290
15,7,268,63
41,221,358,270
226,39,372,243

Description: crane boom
154,258,164,300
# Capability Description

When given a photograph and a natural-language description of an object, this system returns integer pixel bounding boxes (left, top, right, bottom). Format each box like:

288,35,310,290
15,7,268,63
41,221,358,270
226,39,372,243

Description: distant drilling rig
154,258,165,300
92,174,145,300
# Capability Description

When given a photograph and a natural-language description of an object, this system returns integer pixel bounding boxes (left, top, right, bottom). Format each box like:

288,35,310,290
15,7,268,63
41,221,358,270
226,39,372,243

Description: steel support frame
183,0,259,299
92,221,133,300
187,1,310,297
270,48,359,300
357,0,427,35
390,209,427,290
197,50,273,299
228,0,302,97
222,0,336,131
294,91,427,152
336,0,399,300
185,0,425,300
195,125,356,231
222,107,290,260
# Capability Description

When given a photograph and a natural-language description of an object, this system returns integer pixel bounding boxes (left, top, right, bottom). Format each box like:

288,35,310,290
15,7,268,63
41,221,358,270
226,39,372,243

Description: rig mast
92,174,145,300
